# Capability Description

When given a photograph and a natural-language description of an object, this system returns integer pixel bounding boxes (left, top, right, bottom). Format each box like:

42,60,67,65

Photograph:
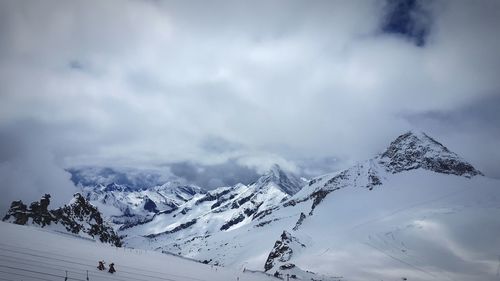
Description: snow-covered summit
255,164,304,196
80,181,205,230
99,182,133,192
378,131,482,178
287,131,483,217
151,181,204,199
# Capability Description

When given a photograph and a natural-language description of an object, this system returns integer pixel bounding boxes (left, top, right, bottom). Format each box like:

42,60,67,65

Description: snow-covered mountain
119,131,498,281
3,131,499,281
81,181,204,229
77,164,304,233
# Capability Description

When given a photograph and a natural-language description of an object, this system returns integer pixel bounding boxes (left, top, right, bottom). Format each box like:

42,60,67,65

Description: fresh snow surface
275,170,500,281
0,222,277,281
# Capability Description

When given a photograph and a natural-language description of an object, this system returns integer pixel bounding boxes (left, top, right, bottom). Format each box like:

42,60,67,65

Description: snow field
0,222,276,281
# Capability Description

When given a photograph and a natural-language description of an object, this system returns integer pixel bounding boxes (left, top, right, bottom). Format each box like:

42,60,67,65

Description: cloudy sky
0,0,499,210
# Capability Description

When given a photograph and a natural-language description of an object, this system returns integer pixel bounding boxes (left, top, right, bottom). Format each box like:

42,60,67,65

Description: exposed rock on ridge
3,193,122,247
378,131,482,178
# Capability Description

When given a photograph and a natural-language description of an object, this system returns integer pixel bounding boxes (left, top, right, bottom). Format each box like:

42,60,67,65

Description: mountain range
4,131,499,281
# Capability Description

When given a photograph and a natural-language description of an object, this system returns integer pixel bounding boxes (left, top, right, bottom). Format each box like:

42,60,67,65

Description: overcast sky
0,0,499,211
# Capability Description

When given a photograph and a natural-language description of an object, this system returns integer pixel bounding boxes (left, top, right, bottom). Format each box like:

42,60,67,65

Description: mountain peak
268,164,285,177
97,182,131,192
379,131,482,178
256,164,304,195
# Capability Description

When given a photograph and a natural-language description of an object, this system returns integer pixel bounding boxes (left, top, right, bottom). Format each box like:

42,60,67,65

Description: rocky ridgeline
264,231,305,273
378,131,482,177
286,131,483,216
3,193,122,247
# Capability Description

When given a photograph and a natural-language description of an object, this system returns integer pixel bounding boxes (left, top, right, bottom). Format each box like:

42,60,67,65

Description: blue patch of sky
381,0,432,47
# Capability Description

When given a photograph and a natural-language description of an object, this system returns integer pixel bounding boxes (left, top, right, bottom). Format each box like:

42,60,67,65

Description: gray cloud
0,0,499,208
67,166,177,189
0,120,76,213
169,160,260,189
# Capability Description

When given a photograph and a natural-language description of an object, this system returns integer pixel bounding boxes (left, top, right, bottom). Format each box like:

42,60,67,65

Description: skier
97,260,106,271
108,262,116,274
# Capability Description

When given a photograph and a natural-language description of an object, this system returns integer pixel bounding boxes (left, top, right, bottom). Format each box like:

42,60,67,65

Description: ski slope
0,222,276,281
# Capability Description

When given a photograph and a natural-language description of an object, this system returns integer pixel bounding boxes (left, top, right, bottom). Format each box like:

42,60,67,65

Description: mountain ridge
2,193,122,247
3,130,495,281
379,131,482,177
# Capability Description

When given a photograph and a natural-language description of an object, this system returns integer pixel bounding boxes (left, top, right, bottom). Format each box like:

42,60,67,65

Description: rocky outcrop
196,188,232,205
292,213,306,231
3,194,55,227
264,231,305,272
220,213,245,231
3,193,122,247
143,198,158,213
146,218,198,238
286,131,482,217
379,131,482,178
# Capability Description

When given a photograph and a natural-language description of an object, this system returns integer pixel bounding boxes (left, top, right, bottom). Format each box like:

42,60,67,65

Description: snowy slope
0,221,278,281
124,131,499,281
121,166,305,261
265,169,500,281
255,131,500,280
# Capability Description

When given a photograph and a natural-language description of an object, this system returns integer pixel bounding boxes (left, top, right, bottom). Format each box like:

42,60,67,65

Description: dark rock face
279,263,296,270
143,198,158,213
253,206,279,220
292,213,306,231
220,214,245,231
118,216,154,231
243,202,261,217
254,219,278,228
146,218,198,238
309,189,334,215
264,231,305,272
379,131,482,178
196,189,232,205
367,172,382,189
3,194,55,227
3,200,30,225
3,193,122,247
231,194,253,209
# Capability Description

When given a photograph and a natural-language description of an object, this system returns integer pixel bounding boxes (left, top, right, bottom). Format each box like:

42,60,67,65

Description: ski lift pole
86,270,89,281
65,270,68,281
